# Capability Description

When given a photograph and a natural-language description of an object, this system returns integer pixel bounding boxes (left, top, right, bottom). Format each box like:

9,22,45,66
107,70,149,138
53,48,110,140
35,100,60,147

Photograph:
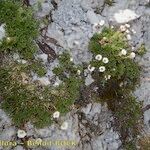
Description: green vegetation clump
0,52,82,128
0,0,47,76
137,44,147,56
0,0,39,59
105,0,115,6
89,27,140,82
53,52,83,113
28,60,47,77
138,136,150,150
0,62,52,128
0,0,82,128
88,27,143,148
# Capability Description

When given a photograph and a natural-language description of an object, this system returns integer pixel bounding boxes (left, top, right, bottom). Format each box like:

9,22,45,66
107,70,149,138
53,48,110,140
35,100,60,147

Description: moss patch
0,62,52,128
0,0,83,128
138,136,150,150
0,0,39,59
0,51,83,128
105,0,115,6
53,52,83,113
137,44,147,56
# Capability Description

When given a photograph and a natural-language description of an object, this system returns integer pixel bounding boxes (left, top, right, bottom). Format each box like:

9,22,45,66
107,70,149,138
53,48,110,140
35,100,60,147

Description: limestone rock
114,9,140,23
87,10,99,24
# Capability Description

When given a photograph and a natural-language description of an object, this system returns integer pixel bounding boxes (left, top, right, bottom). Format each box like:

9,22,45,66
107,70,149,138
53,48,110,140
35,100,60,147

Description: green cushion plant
88,27,144,149
0,52,82,128
0,0,39,59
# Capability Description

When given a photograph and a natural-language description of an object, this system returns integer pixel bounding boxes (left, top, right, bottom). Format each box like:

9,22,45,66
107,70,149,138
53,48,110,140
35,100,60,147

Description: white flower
53,111,60,119
39,96,43,100
126,34,131,40
102,57,109,64
88,65,95,72
125,29,130,34
53,82,60,87
95,54,102,61
111,26,114,29
119,82,123,87
120,49,127,56
93,23,98,28
17,59,27,64
6,37,12,43
131,29,136,34
99,66,106,72
132,46,135,50
125,24,130,28
103,37,107,40
99,20,105,26
120,25,126,32
105,75,111,80
61,121,68,130
19,60,27,64
129,52,136,59
92,23,100,30
107,75,111,79
17,130,27,138
70,57,73,62
77,70,81,75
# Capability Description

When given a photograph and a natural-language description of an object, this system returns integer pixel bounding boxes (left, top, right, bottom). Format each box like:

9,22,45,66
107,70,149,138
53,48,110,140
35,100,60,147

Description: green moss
89,27,142,148
29,60,47,77
53,52,83,79
124,141,137,150
0,64,52,128
0,0,83,128
53,52,83,113
0,0,84,129
0,0,39,59
114,95,142,135
54,78,81,114
138,136,150,150
1,86,52,128
0,51,83,127
0,62,53,128
137,44,147,56
105,0,115,6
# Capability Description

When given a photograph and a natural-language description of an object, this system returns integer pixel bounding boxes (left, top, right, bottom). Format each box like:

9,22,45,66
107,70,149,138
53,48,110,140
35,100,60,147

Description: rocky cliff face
0,0,150,150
